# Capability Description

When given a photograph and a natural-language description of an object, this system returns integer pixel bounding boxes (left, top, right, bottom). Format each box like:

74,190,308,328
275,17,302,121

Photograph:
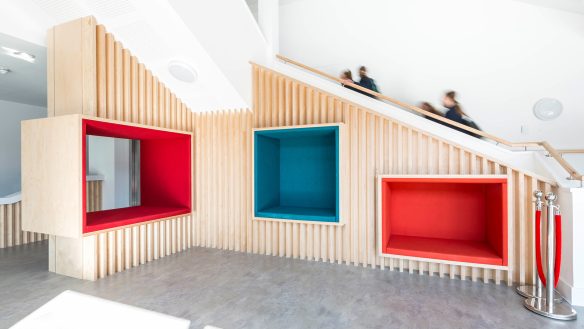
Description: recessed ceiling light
533,98,563,121
0,67,11,74
168,60,197,84
1,46,36,63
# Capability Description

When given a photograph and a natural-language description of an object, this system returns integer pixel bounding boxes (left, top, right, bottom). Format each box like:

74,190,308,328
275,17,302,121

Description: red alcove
82,119,191,233
380,177,507,266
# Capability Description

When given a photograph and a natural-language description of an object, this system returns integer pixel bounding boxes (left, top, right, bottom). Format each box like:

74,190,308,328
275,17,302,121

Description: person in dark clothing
420,102,444,124
357,66,379,98
442,91,482,138
339,70,361,94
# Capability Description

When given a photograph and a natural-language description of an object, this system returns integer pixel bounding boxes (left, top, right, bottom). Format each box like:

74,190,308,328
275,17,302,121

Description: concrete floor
0,242,583,329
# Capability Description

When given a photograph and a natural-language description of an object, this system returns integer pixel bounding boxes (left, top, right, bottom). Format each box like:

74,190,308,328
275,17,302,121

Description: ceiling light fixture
0,67,11,74
168,60,197,84
533,98,563,121
1,46,36,63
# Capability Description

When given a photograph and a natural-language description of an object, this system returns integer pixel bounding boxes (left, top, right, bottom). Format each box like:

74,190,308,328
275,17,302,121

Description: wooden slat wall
0,202,47,248
86,180,103,213
86,25,198,280
230,65,554,285
86,214,193,279
91,23,554,285
191,110,252,254
95,25,193,131
0,181,102,249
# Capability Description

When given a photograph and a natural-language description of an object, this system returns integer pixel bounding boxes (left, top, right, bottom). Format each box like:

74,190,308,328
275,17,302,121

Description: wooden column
45,16,97,279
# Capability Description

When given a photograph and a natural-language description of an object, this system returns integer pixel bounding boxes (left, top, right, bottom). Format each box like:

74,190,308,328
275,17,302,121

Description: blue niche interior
254,126,340,222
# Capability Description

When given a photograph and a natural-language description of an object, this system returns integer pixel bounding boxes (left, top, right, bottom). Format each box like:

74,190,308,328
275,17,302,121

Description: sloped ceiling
1,0,264,112
168,0,268,109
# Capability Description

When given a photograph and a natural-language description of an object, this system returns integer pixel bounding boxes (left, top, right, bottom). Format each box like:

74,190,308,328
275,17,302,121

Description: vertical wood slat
0,198,74,249
105,33,115,119
0,204,5,248
96,25,106,118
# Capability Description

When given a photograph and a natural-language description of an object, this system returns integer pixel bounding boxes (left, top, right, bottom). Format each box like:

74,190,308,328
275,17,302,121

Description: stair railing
275,54,583,181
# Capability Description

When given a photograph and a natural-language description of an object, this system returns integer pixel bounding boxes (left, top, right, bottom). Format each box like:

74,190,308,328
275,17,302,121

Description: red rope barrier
535,210,562,288
535,210,546,286
554,214,562,287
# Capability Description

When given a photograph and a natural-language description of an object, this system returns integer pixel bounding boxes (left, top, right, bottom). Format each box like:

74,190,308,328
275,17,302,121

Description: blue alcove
254,126,340,222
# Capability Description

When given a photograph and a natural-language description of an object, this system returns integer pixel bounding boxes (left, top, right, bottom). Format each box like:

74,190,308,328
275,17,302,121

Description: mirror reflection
86,136,140,212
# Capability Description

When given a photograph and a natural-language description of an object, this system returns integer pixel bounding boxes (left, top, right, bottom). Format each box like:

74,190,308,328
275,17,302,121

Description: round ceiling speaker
168,60,197,84
533,98,563,121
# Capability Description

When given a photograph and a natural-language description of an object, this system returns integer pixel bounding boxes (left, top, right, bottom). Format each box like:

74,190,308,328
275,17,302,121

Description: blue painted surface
256,206,337,222
254,134,281,211
254,126,340,222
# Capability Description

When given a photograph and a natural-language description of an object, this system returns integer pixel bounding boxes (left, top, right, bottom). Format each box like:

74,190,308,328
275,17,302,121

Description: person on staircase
357,66,379,98
339,70,361,94
420,102,445,124
442,91,482,138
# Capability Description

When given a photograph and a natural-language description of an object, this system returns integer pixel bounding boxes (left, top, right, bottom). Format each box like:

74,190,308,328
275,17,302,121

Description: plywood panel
49,17,96,117
8,134,100,247
0,202,49,249
22,115,83,238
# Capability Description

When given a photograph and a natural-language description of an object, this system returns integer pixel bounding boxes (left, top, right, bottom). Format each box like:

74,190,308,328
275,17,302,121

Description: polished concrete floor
1,242,583,329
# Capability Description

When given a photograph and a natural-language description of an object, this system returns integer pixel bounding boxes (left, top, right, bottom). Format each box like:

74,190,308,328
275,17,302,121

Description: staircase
259,55,583,188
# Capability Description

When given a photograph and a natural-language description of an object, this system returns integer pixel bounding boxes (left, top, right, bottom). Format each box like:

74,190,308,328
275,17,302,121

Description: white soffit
1,0,250,112
168,0,269,107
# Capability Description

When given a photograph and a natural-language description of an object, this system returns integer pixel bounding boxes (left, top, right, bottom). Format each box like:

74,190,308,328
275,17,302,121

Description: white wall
88,136,116,210
558,188,584,306
114,139,130,208
87,136,131,210
563,153,584,175
0,99,46,196
279,0,584,149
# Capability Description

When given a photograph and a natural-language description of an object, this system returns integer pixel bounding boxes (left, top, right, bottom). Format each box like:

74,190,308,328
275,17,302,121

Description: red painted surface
141,138,191,208
535,210,546,285
386,235,503,265
380,177,508,266
536,213,563,287
554,214,562,287
82,119,191,233
85,206,190,233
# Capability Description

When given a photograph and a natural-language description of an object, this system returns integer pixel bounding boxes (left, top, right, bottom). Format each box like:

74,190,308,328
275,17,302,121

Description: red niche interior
380,177,507,266
83,119,191,233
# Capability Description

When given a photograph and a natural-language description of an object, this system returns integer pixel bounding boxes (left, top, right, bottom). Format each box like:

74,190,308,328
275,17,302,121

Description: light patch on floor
10,290,190,329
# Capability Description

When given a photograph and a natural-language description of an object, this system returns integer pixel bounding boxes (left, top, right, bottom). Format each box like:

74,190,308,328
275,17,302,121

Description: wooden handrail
275,54,583,181
558,149,584,155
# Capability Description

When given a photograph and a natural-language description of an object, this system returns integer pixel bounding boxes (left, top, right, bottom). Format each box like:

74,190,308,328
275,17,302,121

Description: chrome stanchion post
516,191,560,300
524,192,577,320
546,193,556,313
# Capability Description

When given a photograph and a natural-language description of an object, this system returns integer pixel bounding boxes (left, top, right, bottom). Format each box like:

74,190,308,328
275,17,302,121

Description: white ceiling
3,0,580,111
168,0,268,108
278,0,584,14
512,0,584,14
0,33,47,107
0,0,260,112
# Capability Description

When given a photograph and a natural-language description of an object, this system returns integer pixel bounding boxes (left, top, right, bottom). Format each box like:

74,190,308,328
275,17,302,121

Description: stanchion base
516,285,562,301
524,297,577,321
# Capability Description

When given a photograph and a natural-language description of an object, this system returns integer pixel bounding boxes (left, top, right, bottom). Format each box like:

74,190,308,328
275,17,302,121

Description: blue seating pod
254,125,340,222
